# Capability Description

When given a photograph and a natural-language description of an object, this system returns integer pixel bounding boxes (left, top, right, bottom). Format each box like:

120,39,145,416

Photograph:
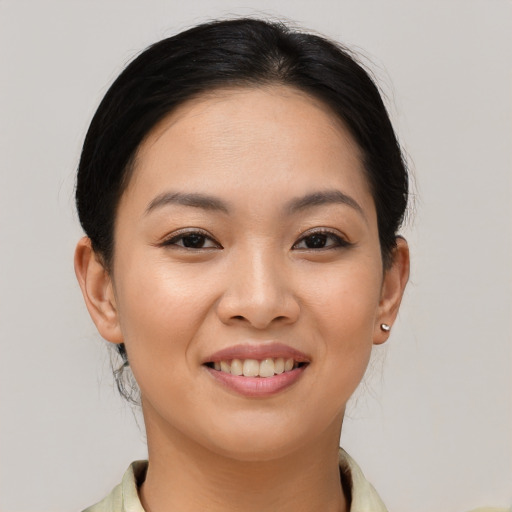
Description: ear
74,237,123,344
373,237,410,345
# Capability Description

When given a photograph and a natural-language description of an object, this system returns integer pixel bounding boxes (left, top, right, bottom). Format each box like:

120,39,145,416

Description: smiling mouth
204,358,308,378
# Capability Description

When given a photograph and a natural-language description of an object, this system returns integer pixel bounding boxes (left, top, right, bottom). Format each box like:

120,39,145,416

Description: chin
196,410,338,463
206,433,304,462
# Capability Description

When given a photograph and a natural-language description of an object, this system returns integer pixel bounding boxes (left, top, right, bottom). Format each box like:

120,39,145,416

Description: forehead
124,85,374,218
139,85,359,164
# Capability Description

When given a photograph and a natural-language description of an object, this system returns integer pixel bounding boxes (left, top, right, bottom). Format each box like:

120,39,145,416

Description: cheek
113,254,217,368
306,256,382,333
112,267,216,410
303,257,382,385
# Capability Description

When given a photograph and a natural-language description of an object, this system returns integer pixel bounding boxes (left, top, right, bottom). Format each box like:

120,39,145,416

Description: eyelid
292,227,352,250
157,227,350,250
160,228,222,249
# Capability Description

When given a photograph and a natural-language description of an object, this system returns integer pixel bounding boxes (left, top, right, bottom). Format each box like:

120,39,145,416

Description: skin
75,86,409,512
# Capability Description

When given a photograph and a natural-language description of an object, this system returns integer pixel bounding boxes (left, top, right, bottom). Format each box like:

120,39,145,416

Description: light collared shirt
83,448,386,512
82,448,510,512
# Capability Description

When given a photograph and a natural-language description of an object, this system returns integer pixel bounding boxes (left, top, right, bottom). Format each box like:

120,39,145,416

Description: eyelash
161,229,222,250
161,228,352,252
292,229,352,251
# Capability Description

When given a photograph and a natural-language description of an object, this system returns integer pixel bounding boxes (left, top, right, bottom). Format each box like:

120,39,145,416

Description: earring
380,323,391,332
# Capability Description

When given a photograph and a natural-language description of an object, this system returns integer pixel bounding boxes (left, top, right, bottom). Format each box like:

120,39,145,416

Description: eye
293,230,350,250
162,230,221,249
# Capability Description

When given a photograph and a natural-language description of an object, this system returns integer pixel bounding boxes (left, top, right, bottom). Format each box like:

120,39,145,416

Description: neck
139,409,347,512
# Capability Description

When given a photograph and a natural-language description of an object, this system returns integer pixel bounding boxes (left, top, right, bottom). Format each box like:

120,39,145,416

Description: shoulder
338,449,510,512
82,461,148,512
339,447,388,512
82,483,122,512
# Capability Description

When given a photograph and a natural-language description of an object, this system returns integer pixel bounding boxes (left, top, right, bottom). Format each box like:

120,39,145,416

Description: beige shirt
82,448,510,512
83,448,385,512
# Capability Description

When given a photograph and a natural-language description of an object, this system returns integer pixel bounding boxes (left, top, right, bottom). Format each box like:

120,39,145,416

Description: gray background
0,1,510,511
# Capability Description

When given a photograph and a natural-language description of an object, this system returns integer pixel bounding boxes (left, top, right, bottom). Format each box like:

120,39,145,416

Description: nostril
231,314,288,324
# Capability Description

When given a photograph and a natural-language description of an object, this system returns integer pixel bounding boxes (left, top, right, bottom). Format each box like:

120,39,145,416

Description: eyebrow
145,192,230,215
145,189,365,220
286,190,366,219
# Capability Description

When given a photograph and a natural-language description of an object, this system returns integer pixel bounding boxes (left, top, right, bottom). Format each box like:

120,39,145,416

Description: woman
74,18,410,511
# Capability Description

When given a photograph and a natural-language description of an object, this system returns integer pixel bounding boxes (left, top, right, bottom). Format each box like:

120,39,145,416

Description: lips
203,343,310,397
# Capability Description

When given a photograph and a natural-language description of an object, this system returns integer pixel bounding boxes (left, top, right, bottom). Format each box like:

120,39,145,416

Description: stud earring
380,323,391,332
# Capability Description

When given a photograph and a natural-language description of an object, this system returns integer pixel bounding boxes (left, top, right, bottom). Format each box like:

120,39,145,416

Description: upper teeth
212,358,297,377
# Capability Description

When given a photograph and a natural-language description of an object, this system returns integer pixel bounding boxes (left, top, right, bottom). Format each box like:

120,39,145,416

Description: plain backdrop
0,1,511,511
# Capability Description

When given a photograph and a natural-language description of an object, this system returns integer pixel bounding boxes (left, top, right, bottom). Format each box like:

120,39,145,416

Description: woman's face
81,86,407,460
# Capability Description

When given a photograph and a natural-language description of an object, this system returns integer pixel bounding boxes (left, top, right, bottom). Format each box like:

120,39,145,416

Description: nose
216,247,300,329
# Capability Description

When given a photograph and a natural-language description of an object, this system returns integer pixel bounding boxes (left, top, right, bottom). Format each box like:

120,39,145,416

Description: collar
84,448,387,512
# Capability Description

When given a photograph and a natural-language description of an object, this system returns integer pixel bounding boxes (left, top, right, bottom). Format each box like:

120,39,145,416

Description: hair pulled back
76,18,408,399
76,17,408,272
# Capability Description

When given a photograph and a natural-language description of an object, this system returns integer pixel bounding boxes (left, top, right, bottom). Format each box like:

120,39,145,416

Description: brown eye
181,234,207,248
303,233,329,249
293,231,350,250
163,230,221,249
